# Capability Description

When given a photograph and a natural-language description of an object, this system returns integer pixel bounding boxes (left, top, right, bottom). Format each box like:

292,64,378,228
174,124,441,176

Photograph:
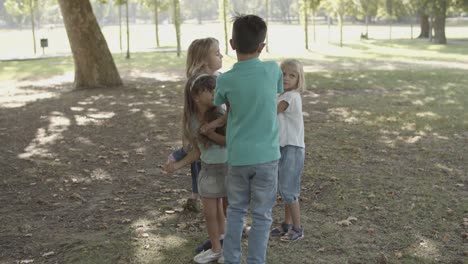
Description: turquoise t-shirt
214,57,283,166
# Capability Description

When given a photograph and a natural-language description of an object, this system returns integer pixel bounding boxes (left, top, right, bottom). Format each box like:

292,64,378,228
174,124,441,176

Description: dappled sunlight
130,216,192,264
328,107,373,124
0,84,61,108
90,168,112,181
19,111,70,159
74,111,115,126
143,110,155,121
416,112,440,119
407,237,441,261
123,69,184,82
71,100,116,126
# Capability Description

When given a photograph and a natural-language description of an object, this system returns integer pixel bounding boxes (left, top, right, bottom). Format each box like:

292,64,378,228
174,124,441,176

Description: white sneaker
194,249,222,264
217,255,225,263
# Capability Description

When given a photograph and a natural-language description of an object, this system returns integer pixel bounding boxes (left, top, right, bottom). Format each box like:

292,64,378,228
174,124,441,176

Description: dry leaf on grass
336,216,358,226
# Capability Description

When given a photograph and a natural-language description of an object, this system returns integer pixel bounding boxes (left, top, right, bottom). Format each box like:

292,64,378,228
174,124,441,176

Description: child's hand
163,162,176,175
200,123,217,135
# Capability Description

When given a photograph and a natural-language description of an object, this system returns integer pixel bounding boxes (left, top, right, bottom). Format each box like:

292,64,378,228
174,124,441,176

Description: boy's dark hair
232,14,267,54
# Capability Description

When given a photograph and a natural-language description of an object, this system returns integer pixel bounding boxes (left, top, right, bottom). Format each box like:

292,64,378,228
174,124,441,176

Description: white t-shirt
277,91,305,148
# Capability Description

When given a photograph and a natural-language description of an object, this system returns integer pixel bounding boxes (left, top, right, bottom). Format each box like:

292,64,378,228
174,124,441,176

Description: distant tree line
3,0,468,89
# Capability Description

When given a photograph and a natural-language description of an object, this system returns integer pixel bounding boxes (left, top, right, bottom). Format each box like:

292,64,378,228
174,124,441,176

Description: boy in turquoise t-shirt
213,14,283,264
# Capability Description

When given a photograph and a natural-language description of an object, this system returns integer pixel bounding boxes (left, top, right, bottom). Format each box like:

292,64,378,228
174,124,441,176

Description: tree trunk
173,0,181,57
338,14,343,47
58,0,122,89
221,0,228,55
29,0,36,54
154,0,160,47
304,0,308,50
418,14,429,38
312,9,316,42
433,1,447,44
119,4,122,51
125,0,130,59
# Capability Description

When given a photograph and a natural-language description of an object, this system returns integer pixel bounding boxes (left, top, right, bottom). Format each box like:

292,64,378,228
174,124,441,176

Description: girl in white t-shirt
270,59,306,241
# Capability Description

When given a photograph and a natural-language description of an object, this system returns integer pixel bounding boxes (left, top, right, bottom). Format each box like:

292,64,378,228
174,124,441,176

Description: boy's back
215,58,283,166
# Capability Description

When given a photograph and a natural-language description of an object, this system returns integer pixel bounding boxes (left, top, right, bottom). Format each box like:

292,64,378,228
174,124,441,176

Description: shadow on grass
0,78,208,263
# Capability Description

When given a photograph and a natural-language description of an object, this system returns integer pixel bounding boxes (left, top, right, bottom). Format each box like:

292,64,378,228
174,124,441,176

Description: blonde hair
280,59,306,91
186,38,219,78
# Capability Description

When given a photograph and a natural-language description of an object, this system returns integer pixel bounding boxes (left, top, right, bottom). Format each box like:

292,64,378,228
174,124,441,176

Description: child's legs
224,165,251,263
247,160,278,264
217,198,226,235
278,146,304,227
190,161,201,199
201,197,223,252
172,147,200,199
285,202,301,228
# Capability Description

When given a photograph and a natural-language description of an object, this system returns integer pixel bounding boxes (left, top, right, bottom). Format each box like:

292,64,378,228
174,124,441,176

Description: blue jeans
223,160,278,264
172,147,201,194
278,146,305,204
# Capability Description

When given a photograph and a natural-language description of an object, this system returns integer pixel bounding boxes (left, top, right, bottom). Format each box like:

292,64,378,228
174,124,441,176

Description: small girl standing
270,59,306,241
164,74,227,263
166,37,223,212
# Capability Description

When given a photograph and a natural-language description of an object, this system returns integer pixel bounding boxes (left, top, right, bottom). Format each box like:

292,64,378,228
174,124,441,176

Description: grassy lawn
0,39,466,263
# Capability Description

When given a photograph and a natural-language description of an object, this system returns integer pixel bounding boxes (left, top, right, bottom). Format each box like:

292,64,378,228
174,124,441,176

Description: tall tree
142,0,169,48
431,0,447,44
58,0,122,88
173,0,182,56
309,0,321,42
219,0,229,54
125,0,130,58
5,0,38,53
115,0,125,51
303,0,309,49
353,0,378,37
385,0,394,40
322,0,353,47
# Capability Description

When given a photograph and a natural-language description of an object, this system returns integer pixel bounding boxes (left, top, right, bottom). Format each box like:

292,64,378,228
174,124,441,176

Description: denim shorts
278,145,305,204
172,147,201,194
198,162,227,198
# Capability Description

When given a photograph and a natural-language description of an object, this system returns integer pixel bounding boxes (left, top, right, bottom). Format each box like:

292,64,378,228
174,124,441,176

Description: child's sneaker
195,238,224,254
270,222,292,237
195,238,212,254
280,225,304,242
193,249,222,264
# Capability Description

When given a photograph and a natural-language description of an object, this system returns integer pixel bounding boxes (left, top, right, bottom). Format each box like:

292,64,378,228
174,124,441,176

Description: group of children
163,14,306,264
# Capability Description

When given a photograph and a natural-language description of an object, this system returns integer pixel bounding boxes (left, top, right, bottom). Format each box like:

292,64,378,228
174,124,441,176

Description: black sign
40,38,48,48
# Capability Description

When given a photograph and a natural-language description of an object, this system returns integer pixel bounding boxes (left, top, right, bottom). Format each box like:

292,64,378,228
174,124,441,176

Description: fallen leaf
19,260,34,264
165,210,175,214
336,219,352,226
42,251,55,257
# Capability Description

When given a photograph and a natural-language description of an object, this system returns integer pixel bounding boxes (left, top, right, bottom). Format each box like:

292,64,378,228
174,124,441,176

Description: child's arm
200,102,229,133
277,100,289,114
163,147,201,174
201,129,226,146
